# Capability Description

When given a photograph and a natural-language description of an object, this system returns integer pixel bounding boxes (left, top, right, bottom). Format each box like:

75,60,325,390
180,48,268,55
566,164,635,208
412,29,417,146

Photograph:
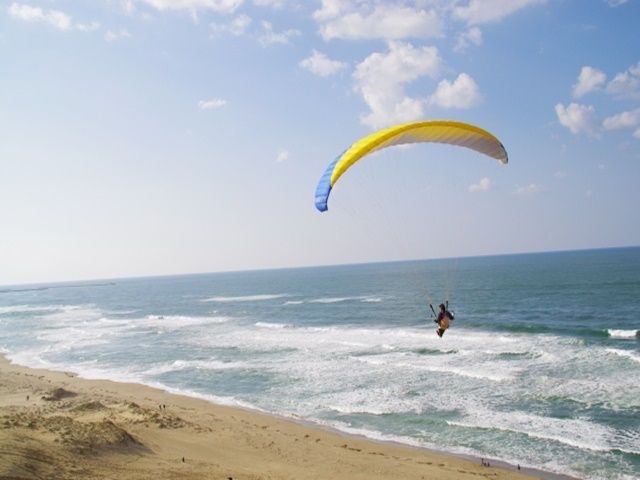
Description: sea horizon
2,243,638,289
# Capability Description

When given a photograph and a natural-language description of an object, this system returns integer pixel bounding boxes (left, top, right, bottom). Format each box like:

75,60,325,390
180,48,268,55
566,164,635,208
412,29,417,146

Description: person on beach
434,303,454,338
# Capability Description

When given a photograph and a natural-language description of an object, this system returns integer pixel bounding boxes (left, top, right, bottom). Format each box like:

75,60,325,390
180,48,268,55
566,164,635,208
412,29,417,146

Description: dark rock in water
43,388,78,401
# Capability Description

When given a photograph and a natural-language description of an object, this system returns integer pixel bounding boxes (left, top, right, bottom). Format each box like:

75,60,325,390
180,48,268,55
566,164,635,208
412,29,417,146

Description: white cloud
76,21,101,32
211,14,252,36
554,170,566,179
516,183,542,195
454,27,482,52
468,177,491,193
300,50,347,77
572,66,607,98
9,3,105,33
276,149,289,163
134,0,243,13
602,108,640,135
210,16,297,45
105,29,132,42
313,0,346,22
198,98,227,110
555,102,598,135
8,2,72,31
606,0,629,6
429,73,482,109
557,63,640,139
258,20,300,46
317,4,442,41
254,0,284,7
605,62,640,99
230,13,252,34
453,0,546,25
353,41,441,129
122,0,136,14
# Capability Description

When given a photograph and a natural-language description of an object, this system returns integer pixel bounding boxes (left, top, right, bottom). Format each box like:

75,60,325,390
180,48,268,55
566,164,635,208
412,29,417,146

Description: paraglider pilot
432,303,454,338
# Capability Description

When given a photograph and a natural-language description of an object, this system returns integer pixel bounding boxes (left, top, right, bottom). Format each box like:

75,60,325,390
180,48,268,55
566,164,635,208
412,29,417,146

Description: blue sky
1,0,639,285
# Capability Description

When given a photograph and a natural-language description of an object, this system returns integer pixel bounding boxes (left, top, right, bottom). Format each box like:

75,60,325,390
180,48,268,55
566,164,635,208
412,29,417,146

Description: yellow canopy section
330,120,508,187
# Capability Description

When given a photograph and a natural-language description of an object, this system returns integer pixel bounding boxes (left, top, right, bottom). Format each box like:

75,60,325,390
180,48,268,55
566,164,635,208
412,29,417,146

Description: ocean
1,247,639,479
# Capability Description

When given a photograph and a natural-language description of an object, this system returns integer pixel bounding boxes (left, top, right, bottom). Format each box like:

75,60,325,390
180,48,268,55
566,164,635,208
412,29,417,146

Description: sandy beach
0,354,548,480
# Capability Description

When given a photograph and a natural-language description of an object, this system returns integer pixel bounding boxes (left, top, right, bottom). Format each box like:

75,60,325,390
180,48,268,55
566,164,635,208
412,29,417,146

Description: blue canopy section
314,155,341,212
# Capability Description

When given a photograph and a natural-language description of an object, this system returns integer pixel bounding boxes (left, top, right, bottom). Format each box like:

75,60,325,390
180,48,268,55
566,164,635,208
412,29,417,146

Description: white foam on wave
201,294,289,303
352,353,513,382
36,325,113,349
5,348,59,371
145,382,264,411
142,315,230,329
188,322,527,415
39,308,229,350
36,305,102,322
143,359,249,376
0,304,64,315
1,306,116,368
189,323,543,379
308,296,384,304
0,304,94,318
605,348,640,364
314,419,433,449
284,296,384,305
3,305,235,370
255,321,289,329
29,306,117,350
607,329,639,339
104,309,138,315
191,322,429,356
309,297,359,304
448,409,637,454
422,365,512,382
318,385,425,416
339,341,369,347
360,297,383,303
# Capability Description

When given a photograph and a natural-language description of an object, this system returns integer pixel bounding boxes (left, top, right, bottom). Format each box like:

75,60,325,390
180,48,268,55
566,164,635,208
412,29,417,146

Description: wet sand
0,355,559,479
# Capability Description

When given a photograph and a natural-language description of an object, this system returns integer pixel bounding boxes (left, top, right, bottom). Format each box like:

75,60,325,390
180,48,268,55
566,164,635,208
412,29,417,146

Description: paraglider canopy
314,120,508,212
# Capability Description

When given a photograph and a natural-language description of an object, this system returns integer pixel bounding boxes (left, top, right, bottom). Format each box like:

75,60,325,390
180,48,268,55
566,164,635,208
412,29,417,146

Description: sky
1,0,639,285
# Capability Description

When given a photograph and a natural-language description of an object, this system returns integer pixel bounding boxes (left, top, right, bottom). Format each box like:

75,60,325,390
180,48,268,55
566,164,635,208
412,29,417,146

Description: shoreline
0,354,577,480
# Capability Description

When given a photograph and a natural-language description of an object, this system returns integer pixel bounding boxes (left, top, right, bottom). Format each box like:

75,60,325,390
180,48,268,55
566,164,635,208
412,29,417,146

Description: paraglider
314,120,508,212
314,119,508,338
